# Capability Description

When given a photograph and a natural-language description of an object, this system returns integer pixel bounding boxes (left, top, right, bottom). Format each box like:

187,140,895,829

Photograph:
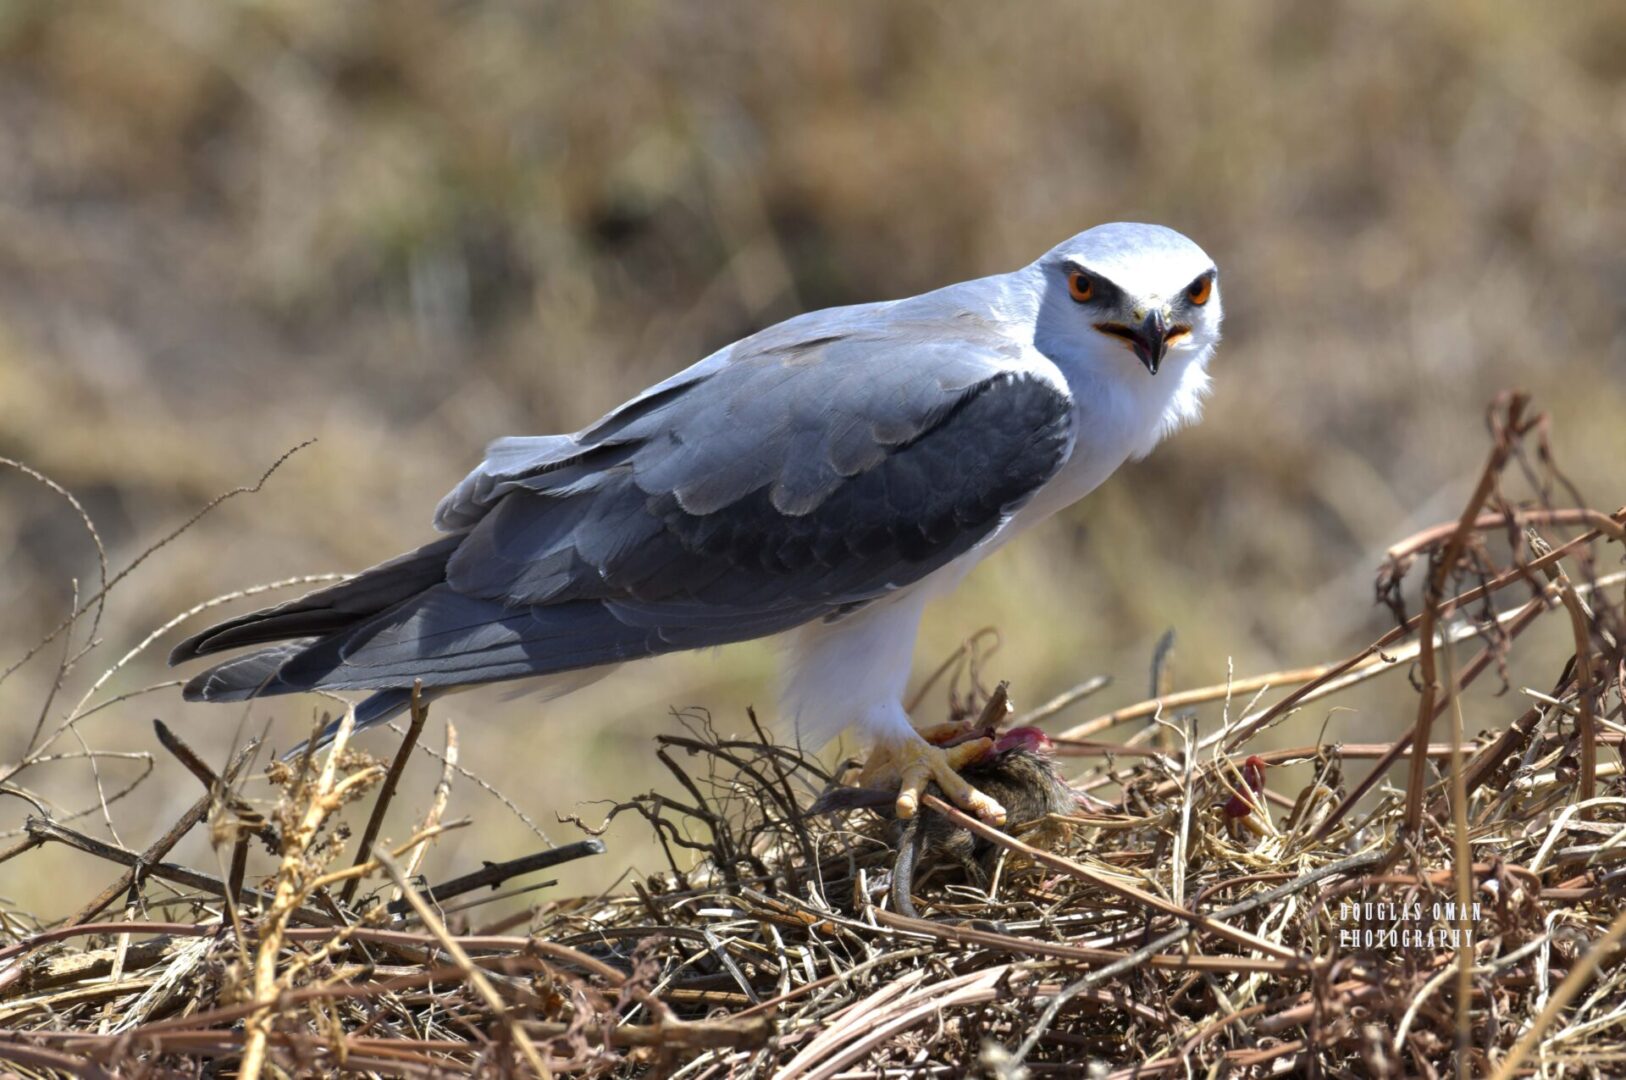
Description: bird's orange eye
1187,274,1213,306
1067,270,1094,303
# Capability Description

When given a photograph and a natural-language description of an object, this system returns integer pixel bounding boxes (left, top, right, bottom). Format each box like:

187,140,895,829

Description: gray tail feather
279,688,416,762
181,642,311,703
169,536,459,666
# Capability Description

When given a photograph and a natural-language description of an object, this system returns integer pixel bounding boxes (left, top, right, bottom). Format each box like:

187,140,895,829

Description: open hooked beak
1095,310,1176,375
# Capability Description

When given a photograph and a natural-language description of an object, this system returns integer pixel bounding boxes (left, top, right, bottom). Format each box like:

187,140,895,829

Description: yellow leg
860,731,1007,825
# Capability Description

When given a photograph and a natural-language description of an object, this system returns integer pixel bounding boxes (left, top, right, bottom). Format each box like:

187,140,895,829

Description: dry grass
0,393,1621,1076
4,0,1626,910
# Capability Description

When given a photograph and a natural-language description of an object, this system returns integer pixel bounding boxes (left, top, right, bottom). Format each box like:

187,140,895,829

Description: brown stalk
51,735,260,927
1403,398,1534,835
396,720,458,898
240,709,380,1080
920,794,1300,961
1489,905,1626,1079
1443,638,1474,1073
1059,505,1625,749
1311,586,1547,844
375,849,552,1078
1541,543,1600,805
873,909,1290,973
1384,507,1623,563
342,680,429,906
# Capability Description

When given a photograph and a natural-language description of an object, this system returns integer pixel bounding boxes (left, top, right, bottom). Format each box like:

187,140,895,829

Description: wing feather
176,303,1074,705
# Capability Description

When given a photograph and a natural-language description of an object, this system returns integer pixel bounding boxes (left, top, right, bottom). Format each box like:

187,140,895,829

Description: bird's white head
1032,222,1221,377
1027,222,1222,453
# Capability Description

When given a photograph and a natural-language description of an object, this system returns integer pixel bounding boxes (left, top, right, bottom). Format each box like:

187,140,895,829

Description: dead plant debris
1,392,1623,1077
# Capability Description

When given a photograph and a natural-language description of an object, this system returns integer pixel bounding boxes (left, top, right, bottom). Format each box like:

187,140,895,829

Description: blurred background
2,1,1623,917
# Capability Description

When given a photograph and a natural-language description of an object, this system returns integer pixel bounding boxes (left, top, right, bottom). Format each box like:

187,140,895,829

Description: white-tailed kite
172,222,1222,824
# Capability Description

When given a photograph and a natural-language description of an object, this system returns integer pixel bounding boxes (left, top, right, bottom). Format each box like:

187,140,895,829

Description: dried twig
375,850,552,1078
343,680,430,906
386,840,606,915
60,736,260,926
241,707,379,1080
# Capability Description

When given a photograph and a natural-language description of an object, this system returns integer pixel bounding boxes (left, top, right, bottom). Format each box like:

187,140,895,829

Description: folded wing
172,312,1074,704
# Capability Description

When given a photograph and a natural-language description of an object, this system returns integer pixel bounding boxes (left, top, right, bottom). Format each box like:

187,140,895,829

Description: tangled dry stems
0,391,1623,1077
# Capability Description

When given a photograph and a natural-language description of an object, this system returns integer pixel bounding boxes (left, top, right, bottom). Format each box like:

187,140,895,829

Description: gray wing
174,311,1074,700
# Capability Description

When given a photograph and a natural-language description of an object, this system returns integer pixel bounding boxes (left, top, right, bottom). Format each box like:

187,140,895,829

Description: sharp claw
895,787,922,819
895,759,930,819
939,767,1007,825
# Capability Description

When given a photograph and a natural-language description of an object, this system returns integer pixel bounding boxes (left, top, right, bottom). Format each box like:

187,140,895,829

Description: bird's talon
865,734,1007,825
